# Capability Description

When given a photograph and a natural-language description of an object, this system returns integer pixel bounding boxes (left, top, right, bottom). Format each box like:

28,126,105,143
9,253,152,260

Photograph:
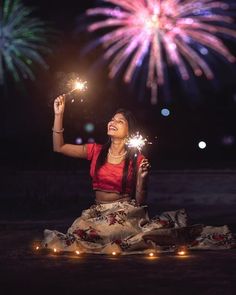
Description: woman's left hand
138,158,151,179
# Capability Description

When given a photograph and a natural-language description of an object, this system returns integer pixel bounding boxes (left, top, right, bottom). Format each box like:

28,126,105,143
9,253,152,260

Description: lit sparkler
65,78,88,101
86,0,236,103
126,132,152,153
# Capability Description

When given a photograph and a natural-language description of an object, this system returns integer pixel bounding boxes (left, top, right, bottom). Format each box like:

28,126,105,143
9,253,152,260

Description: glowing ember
53,248,57,253
86,0,236,103
35,246,40,250
75,250,80,255
177,251,186,256
149,252,154,257
112,251,117,256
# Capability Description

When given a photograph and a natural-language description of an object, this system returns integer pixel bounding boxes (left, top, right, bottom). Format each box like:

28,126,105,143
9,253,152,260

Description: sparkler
64,78,88,102
126,132,152,154
86,0,236,103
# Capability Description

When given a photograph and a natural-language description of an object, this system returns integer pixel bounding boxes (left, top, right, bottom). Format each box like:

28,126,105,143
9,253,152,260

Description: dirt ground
1,169,236,294
0,220,235,295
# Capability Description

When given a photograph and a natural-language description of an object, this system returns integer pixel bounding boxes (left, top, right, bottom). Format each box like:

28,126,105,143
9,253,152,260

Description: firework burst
86,0,236,103
0,0,54,85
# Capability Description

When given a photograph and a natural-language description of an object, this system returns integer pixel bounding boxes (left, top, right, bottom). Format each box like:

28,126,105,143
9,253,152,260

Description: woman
42,95,235,254
52,95,150,206
43,94,154,253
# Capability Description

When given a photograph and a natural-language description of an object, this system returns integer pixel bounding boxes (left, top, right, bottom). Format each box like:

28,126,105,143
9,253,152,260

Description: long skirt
42,200,235,254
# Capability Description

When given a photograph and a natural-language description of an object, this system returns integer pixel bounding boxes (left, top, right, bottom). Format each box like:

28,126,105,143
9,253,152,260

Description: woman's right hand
54,95,65,115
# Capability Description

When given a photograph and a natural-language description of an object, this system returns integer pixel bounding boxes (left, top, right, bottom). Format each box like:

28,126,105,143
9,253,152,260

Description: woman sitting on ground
42,95,234,253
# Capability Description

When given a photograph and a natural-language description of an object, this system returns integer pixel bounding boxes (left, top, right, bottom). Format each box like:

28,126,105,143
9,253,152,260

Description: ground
1,170,236,294
0,219,235,295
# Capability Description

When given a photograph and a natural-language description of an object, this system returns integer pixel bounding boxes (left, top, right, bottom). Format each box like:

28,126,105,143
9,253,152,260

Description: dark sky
1,0,236,171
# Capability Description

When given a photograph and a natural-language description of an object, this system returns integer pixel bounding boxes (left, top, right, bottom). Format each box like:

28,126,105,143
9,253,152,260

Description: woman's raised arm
52,95,87,159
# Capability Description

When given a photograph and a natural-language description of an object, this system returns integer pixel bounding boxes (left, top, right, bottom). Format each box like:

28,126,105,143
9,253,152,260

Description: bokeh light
221,135,235,146
198,141,207,149
75,137,83,144
84,123,95,133
161,108,170,117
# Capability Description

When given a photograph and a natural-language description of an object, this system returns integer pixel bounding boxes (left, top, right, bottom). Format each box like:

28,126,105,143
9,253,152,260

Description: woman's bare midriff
95,190,131,204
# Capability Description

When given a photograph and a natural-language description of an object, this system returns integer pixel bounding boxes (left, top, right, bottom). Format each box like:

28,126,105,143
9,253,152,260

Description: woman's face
107,113,129,139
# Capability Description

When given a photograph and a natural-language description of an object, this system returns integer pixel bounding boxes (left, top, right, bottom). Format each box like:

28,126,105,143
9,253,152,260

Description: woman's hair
95,108,139,197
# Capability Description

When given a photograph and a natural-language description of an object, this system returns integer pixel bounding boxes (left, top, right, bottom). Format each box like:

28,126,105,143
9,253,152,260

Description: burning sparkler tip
126,132,149,152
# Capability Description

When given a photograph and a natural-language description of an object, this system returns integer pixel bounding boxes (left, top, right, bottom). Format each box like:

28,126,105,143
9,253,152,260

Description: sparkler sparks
126,132,151,153
86,0,236,103
72,79,88,93
64,77,88,102
66,78,88,94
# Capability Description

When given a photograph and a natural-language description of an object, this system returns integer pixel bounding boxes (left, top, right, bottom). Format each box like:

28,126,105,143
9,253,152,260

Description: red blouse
86,143,144,194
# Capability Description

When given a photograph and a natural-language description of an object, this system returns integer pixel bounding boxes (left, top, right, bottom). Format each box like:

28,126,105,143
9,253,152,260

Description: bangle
52,127,64,133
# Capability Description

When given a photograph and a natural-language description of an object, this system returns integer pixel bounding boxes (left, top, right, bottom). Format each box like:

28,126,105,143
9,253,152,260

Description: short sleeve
86,143,96,160
86,143,102,161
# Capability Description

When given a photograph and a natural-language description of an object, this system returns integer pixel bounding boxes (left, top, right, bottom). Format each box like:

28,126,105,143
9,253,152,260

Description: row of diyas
34,245,188,257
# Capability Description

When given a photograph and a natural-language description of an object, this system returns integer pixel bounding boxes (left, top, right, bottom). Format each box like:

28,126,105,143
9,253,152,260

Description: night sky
1,0,236,171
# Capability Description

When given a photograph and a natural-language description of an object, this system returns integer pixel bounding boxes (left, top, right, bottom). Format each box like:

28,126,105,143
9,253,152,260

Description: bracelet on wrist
52,127,64,133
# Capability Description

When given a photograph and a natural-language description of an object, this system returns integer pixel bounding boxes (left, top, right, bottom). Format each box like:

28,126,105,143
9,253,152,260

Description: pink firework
86,0,236,103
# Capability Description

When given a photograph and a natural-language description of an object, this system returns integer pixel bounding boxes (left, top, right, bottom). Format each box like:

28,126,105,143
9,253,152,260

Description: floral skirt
42,200,235,254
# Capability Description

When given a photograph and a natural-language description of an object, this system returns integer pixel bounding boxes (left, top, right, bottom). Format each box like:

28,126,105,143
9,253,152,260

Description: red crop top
86,143,144,194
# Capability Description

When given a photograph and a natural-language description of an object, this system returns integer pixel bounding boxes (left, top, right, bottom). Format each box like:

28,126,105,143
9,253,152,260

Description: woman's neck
110,138,126,155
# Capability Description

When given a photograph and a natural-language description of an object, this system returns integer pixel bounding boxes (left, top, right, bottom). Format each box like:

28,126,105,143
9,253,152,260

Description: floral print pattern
42,201,235,254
